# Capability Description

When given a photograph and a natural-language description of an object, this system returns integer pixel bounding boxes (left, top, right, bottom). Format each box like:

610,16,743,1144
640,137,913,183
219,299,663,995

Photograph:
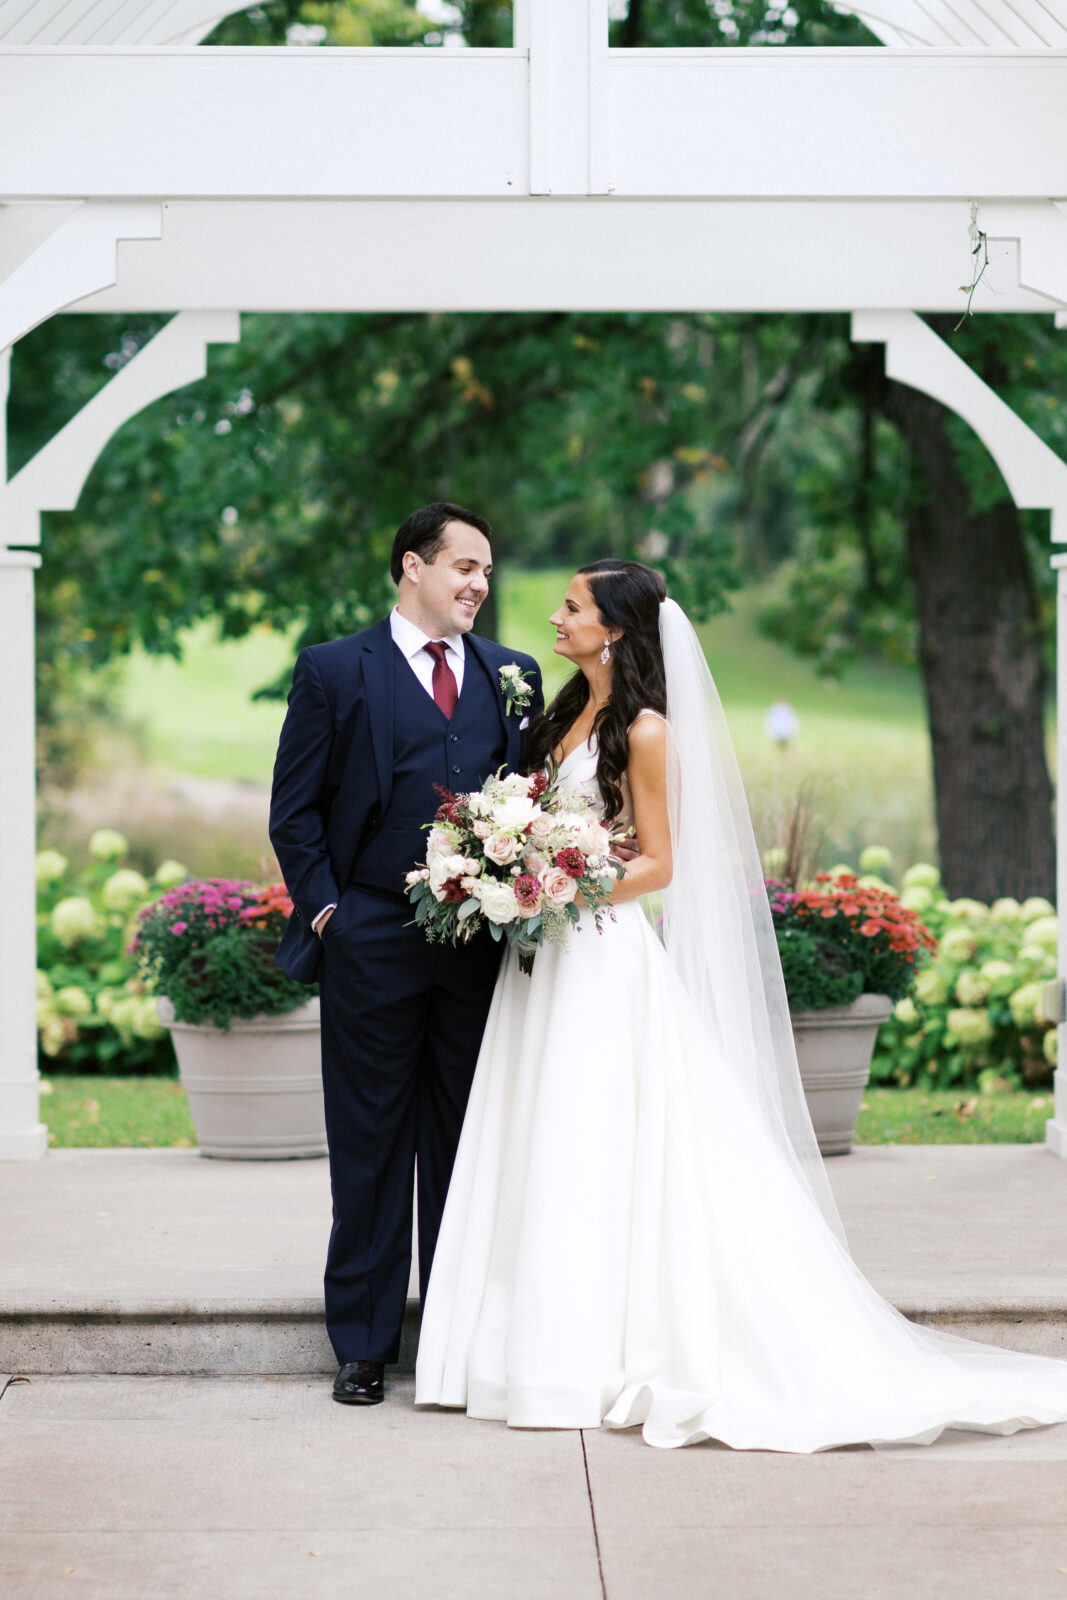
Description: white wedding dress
415,728,1067,1453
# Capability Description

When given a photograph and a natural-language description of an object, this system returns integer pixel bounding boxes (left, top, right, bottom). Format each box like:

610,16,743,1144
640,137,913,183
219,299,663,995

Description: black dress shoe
332,1360,385,1406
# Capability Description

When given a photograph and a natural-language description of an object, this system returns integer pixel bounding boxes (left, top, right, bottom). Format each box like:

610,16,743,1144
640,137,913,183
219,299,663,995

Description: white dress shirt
312,610,467,932
388,606,466,697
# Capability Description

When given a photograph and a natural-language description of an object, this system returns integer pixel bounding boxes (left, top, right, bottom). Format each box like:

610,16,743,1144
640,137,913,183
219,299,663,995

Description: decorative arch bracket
0,200,162,356
851,308,1067,544
2,309,241,549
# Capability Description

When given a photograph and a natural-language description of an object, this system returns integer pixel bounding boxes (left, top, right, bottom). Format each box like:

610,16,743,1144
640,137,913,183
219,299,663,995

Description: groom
269,503,543,1407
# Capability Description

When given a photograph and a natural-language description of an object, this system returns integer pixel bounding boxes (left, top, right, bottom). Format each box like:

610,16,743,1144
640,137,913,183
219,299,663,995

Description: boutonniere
499,663,534,717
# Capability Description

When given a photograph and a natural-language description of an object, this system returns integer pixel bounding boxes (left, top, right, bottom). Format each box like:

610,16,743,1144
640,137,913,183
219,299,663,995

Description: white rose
491,796,538,832
498,772,532,796
540,867,578,908
468,793,492,818
426,828,454,866
429,853,470,897
463,858,482,877
472,878,521,924
576,820,611,857
472,820,491,839
484,832,521,866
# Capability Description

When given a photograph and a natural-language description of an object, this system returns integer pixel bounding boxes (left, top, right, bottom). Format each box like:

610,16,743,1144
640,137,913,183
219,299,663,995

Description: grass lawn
41,1076,1051,1149
42,1075,195,1149
855,1087,1052,1145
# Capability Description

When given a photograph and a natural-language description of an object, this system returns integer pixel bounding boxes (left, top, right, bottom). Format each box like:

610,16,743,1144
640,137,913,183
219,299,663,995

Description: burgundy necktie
425,640,459,720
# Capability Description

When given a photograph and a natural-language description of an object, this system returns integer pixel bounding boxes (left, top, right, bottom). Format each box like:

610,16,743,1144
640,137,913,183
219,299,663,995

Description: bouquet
406,768,627,973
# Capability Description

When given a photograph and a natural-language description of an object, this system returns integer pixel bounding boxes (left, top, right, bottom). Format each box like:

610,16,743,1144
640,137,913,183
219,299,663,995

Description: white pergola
3,0,1067,1158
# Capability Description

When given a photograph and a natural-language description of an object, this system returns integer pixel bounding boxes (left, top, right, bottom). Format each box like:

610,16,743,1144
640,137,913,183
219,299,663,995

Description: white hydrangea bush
871,862,1056,1089
35,837,187,1071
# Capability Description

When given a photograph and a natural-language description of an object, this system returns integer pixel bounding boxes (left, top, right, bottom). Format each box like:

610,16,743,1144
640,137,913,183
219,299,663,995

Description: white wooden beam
0,48,528,199
529,0,608,196
983,201,1067,310
605,50,1067,198
3,48,1067,200
59,197,1055,316
0,200,161,350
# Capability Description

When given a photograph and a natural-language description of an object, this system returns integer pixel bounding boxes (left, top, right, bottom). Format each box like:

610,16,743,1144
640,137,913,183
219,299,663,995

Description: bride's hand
611,835,641,865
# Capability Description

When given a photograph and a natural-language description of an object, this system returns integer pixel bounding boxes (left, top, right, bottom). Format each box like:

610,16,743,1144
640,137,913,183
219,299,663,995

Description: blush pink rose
484,832,521,866
540,867,577,908
527,811,556,839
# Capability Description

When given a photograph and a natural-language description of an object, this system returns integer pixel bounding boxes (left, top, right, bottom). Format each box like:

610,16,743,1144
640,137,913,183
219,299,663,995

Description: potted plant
768,873,937,1155
132,879,325,1159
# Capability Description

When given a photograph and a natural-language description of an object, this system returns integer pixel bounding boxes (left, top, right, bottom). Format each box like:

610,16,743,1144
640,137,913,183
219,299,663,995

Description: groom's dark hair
390,502,492,584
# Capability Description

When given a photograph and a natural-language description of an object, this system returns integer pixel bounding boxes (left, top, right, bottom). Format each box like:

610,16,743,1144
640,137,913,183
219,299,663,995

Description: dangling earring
600,639,612,666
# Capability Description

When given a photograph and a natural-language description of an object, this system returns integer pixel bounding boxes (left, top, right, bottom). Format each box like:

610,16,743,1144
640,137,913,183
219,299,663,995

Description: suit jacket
269,617,545,983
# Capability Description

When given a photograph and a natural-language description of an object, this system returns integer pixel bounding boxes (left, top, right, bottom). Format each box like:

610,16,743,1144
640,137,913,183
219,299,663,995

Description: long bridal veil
656,597,1067,1430
657,598,848,1246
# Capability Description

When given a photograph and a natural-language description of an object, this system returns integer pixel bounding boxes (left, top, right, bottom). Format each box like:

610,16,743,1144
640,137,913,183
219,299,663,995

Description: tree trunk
886,381,1054,901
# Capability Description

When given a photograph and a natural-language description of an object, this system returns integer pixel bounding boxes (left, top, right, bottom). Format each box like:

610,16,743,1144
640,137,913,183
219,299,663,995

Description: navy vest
350,642,508,896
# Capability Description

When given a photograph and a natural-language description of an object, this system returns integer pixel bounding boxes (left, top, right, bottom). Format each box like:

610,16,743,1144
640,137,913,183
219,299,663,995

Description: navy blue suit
269,618,543,1364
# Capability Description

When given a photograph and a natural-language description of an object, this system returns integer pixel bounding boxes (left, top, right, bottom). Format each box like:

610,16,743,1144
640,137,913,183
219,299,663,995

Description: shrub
870,863,1056,1089
131,879,309,1028
35,834,178,1074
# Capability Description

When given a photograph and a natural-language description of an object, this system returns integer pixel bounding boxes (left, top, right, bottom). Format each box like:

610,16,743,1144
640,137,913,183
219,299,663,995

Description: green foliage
863,867,1058,1089
132,880,309,1028
775,926,864,1010
35,832,179,1075
610,0,877,47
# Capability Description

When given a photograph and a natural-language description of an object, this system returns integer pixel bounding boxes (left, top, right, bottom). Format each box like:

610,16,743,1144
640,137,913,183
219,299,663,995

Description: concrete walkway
3,1373,1067,1599
2,1145,1067,1597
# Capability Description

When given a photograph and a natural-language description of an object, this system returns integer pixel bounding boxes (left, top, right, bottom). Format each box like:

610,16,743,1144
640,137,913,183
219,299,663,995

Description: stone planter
790,992,893,1157
157,997,327,1160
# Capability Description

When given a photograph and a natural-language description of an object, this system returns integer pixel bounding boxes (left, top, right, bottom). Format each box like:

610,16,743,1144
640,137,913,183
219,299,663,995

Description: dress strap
628,709,667,732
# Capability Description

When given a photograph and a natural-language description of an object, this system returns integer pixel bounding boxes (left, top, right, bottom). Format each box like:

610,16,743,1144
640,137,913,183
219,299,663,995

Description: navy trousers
317,884,502,1365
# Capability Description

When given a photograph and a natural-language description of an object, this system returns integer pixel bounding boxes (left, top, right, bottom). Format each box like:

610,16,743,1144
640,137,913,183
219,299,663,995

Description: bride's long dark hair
524,560,668,822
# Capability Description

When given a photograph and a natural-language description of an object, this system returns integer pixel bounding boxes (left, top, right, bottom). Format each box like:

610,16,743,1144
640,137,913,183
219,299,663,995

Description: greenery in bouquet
768,871,937,1012
131,879,310,1028
871,862,1058,1089
406,768,626,974
35,828,182,1074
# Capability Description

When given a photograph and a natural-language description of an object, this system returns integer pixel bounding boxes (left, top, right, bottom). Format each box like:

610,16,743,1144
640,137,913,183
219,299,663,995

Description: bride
415,559,1067,1451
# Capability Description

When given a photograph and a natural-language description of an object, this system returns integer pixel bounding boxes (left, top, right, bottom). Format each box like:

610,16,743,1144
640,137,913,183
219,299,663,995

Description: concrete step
3,1146,1067,1375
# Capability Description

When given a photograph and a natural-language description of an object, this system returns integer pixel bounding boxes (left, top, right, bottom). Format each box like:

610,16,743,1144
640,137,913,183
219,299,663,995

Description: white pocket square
519,716,529,730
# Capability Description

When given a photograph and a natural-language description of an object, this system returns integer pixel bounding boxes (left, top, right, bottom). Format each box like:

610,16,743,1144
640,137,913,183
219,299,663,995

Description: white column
0,334,44,1158
0,539,46,1159
1047,554,1067,1157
